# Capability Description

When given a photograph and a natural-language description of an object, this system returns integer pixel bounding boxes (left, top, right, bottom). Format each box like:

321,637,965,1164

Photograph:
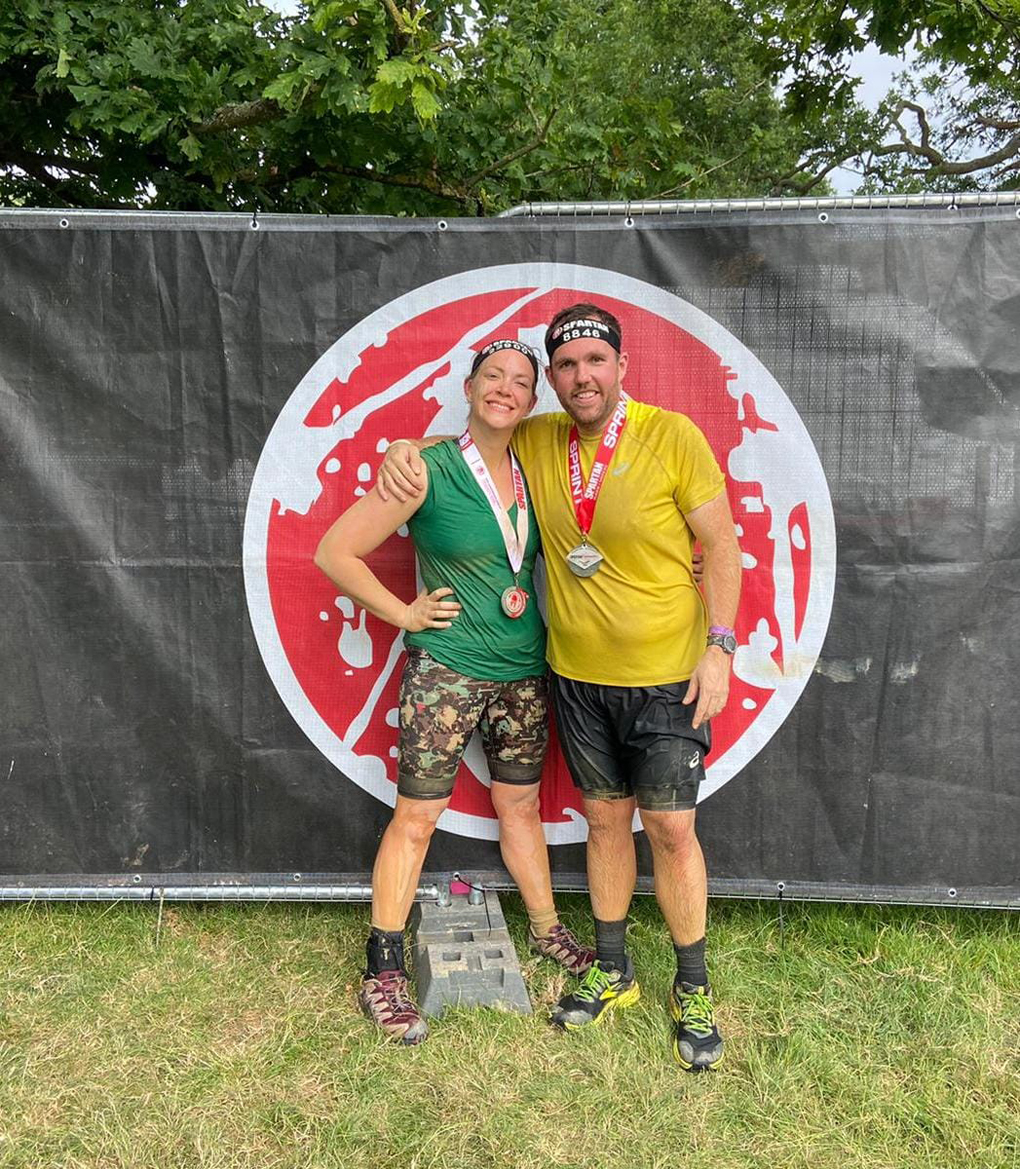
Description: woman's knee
491,782,541,825
391,799,446,847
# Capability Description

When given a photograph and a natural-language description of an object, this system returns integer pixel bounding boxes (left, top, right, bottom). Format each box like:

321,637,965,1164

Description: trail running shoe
359,970,429,1045
550,957,640,1030
529,923,596,977
670,981,723,1071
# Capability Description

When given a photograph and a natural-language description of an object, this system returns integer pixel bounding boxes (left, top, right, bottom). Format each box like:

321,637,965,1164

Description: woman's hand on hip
402,587,461,632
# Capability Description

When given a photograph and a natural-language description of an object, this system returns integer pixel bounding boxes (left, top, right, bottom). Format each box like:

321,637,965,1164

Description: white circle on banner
243,263,836,843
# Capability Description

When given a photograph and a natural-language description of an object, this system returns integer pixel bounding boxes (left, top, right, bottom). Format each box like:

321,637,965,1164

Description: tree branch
381,0,409,50
973,0,1020,52
0,147,102,177
194,98,281,135
896,100,935,158
991,157,1020,180
780,93,1020,193
2,153,99,201
652,149,748,198
975,114,1020,131
463,106,557,188
381,0,406,27
773,155,845,195
769,148,837,192
873,101,1020,175
329,163,470,203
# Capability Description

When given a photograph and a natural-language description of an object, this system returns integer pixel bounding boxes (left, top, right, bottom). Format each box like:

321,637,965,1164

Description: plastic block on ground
410,888,511,945
410,891,531,1017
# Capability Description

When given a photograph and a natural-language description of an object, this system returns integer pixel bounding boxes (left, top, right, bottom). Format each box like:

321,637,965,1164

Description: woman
314,340,593,1045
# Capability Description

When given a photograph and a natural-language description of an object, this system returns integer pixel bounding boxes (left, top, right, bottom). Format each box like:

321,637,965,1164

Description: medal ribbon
458,433,530,575
567,395,629,537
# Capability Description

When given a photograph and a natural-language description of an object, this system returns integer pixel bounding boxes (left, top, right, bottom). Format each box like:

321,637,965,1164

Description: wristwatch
706,628,737,654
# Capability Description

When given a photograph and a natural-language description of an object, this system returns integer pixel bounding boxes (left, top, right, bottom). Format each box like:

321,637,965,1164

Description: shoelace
542,925,588,958
678,989,714,1035
572,964,615,1004
376,971,416,1014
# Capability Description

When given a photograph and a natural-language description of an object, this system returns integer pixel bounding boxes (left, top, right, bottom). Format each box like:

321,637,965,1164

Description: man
381,303,741,1070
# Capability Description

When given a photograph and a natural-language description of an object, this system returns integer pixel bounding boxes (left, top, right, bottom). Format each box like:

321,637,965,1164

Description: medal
500,585,529,618
458,432,531,618
566,542,604,577
566,395,629,578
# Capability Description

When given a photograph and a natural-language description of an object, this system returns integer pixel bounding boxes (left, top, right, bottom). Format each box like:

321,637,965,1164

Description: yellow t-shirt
512,400,726,687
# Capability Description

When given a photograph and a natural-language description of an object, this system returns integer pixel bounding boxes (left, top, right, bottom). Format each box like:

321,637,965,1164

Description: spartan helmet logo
243,264,836,844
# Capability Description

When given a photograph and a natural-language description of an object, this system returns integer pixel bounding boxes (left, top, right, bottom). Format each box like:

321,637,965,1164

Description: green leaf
127,39,162,78
118,109,152,134
68,85,103,107
374,58,417,86
411,80,441,121
263,72,302,103
178,133,203,161
55,47,71,78
367,80,400,114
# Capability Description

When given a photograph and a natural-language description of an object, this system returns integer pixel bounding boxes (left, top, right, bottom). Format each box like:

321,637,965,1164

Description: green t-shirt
404,440,546,681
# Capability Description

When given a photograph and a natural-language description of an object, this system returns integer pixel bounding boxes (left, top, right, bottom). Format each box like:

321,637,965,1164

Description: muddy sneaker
359,970,429,1045
529,923,596,977
550,957,640,1030
670,981,723,1071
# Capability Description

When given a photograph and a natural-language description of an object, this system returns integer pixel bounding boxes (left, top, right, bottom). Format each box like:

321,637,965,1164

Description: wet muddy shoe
670,981,723,1071
550,957,640,1030
529,923,596,977
359,970,429,1045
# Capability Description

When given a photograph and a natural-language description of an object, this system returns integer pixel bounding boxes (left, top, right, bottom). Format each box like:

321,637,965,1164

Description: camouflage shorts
397,649,549,801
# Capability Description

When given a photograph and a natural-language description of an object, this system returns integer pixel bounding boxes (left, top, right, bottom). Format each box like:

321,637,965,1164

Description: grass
0,896,1017,1169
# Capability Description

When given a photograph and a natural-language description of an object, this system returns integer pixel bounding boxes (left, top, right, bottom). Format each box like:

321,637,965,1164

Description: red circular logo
244,264,835,842
500,586,529,619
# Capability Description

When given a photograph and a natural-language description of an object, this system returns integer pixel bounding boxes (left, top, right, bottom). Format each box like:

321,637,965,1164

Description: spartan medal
500,584,529,618
566,542,604,577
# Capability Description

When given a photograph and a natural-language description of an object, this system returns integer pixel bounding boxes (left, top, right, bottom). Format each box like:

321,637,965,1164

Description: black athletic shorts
550,673,711,812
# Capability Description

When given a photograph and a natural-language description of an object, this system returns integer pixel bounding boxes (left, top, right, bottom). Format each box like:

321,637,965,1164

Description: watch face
709,633,737,654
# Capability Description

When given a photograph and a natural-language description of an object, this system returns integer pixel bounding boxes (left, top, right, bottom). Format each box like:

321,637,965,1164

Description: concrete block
410,888,511,944
410,891,531,1017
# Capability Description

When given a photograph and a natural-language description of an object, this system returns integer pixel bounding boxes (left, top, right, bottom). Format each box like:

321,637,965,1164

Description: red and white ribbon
458,432,530,575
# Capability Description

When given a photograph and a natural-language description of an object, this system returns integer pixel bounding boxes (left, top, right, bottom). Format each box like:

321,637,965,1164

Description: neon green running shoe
550,957,640,1030
670,981,723,1071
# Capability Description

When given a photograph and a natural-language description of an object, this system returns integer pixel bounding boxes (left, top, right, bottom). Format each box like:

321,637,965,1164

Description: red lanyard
567,396,628,537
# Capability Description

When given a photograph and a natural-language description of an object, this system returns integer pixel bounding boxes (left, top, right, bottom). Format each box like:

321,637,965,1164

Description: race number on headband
546,318,622,358
470,339,540,379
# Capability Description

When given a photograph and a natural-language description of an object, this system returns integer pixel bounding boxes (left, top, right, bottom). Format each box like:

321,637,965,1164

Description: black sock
366,927,405,976
673,937,708,988
594,917,628,970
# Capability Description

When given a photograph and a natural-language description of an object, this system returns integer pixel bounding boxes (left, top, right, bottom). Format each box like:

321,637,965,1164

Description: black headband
470,339,539,380
545,318,622,358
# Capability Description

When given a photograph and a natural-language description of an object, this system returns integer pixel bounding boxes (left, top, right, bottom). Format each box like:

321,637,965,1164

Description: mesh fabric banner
1,208,1017,906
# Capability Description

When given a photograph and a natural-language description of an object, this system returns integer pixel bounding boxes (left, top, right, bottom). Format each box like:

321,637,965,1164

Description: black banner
1,208,1017,906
